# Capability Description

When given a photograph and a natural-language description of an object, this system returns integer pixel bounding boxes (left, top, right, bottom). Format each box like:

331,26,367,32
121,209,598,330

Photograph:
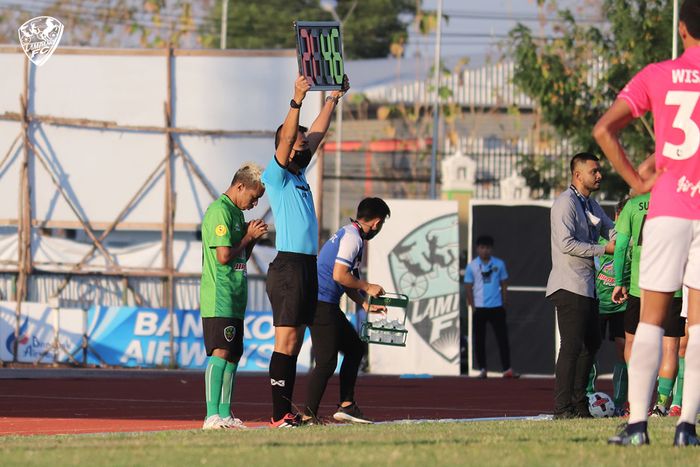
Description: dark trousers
550,289,601,415
304,301,366,417
473,307,511,371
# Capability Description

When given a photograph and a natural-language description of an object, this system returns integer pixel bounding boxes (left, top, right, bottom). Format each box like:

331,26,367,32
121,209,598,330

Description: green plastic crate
360,293,410,347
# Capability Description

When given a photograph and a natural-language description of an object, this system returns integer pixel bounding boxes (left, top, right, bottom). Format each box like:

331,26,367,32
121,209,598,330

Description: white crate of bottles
360,293,409,347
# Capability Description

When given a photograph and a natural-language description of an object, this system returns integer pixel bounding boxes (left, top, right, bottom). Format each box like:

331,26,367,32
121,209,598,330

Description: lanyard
569,185,597,242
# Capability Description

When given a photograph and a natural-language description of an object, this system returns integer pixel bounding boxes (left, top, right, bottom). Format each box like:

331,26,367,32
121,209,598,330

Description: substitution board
294,21,345,90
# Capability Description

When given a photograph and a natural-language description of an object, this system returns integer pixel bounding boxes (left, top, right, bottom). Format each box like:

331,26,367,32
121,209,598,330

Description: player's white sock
627,323,663,424
679,324,700,425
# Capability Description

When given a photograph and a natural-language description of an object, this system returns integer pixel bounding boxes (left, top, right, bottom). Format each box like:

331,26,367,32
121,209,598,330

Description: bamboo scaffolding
29,141,120,269
48,155,168,303
173,140,218,200
0,133,22,175
14,57,32,362
0,112,273,138
163,46,176,367
0,47,306,367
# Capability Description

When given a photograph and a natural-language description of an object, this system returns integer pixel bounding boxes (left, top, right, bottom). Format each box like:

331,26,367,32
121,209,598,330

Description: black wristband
290,99,302,109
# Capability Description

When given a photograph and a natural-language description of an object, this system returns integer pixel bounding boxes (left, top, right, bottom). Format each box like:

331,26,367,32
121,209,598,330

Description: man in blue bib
464,235,518,379
263,73,349,428
302,197,390,425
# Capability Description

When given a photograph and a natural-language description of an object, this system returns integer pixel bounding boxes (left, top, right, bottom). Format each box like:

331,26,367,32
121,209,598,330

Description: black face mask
288,149,312,173
353,220,379,240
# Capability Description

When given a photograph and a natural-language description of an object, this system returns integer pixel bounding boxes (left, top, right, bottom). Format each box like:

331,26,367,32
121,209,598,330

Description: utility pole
429,0,444,199
220,0,229,49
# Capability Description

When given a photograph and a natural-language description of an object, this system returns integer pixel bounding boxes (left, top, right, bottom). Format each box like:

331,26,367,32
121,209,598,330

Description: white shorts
681,286,688,319
639,217,700,293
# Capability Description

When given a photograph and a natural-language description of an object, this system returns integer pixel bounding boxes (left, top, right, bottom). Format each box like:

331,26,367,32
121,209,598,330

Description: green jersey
595,237,630,314
615,193,681,298
199,194,248,319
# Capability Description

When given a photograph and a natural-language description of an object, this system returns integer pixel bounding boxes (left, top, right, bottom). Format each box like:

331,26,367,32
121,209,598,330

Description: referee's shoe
269,412,301,428
333,402,373,424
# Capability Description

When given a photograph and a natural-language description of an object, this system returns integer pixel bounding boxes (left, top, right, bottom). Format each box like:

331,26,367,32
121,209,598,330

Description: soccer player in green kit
200,163,267,430
611,159,686,418
587,198,631,415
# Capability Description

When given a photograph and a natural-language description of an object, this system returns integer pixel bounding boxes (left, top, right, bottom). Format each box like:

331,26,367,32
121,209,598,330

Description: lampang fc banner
367,200,460,375
86,307,312,371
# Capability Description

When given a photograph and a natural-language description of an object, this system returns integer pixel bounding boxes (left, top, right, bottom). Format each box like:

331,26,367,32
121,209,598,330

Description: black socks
269,351,298,421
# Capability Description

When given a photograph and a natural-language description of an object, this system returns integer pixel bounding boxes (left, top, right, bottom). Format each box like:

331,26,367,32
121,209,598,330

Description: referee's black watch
290,99,302,109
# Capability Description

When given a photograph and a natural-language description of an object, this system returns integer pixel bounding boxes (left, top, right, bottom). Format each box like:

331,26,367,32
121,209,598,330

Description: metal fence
321,135,572,224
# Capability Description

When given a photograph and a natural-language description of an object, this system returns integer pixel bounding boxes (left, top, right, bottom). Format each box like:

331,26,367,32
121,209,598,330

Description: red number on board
299,28,313,79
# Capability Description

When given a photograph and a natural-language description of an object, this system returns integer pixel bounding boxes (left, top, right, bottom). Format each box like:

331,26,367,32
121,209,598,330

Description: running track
0,370,613,436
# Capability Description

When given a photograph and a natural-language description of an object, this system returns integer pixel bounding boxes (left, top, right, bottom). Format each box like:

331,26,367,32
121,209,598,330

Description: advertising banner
0,301,83,363
84,307,312,371
0,303,320,371
367,200,460,375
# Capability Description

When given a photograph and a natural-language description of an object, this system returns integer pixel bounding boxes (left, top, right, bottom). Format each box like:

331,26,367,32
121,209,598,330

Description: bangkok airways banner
0,301,83,363
367,200,460,375
0,302,318,371
84,307,312,371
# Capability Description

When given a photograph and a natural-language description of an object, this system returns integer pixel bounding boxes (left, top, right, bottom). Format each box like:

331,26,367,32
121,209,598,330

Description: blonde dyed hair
232,162,264,188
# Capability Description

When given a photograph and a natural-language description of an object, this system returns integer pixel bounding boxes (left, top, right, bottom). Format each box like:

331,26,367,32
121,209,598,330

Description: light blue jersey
464,256,508,308
261,156,318,255
317,224,364,304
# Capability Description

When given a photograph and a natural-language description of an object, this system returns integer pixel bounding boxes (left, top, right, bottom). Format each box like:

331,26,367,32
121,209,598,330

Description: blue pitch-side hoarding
86,307,297,371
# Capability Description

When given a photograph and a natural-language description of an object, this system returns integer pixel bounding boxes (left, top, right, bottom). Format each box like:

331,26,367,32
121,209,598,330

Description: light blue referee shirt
317,223,364,304
261,155,318,255
464,256,508,308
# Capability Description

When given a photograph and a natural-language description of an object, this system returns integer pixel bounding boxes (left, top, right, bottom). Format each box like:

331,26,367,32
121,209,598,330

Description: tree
203,0,417,59
0,0,205,48
508,0,674,199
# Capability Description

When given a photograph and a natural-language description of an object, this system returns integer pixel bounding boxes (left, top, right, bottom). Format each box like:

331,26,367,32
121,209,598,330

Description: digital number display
294,21,344,91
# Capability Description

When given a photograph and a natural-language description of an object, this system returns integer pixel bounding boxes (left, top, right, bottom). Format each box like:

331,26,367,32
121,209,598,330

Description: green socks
612,362,628,407
219,361,238,418
586,362,598,394
205,356,227,418
671,357,685,407
656,376,674,407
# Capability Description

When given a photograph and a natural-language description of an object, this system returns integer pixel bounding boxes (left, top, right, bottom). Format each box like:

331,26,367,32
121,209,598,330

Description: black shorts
202,317,244,359
266,251,317,326
599,312,625,341
624,295,686,337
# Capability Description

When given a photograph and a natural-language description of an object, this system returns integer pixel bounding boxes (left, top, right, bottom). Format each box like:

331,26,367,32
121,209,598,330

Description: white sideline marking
375,414,554,424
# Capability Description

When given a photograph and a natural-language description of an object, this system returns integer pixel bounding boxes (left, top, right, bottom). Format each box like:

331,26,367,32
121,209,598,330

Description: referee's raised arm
275,75,311,167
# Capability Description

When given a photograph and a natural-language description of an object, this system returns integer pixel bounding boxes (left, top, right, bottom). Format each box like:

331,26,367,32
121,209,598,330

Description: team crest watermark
388,214,460,363
18,16,64,66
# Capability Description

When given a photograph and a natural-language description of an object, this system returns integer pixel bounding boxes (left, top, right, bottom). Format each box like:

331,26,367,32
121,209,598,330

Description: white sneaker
221,416,247,429
202,414,226,430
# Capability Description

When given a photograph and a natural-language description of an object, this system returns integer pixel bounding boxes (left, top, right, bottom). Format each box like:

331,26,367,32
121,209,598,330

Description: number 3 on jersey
662,90,700,160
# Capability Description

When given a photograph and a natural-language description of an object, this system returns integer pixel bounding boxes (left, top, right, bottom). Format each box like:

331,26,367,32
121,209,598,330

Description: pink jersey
618,46,700,220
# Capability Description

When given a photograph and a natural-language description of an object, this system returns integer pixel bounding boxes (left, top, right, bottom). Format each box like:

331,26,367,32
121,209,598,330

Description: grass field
1,418,698,466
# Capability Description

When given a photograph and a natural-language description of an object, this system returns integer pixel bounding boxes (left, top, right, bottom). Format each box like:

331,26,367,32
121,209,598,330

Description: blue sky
405,0,603,66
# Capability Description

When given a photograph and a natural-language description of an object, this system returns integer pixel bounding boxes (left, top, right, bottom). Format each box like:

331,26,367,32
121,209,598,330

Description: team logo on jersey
215,224,227,237
388,214,460,363
18,16,64,66
223,326,235,342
